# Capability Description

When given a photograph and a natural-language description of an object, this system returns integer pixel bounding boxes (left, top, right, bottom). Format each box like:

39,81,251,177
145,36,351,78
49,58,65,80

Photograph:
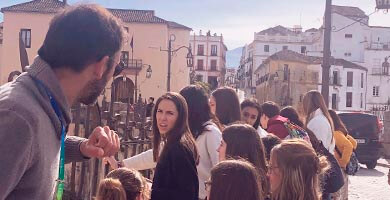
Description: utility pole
167,39,172,92
322,0,332,106
133,49,138,102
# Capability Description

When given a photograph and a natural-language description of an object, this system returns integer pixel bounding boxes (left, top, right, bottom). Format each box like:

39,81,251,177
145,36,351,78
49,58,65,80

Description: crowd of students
99,86,361,200
1,4,385,200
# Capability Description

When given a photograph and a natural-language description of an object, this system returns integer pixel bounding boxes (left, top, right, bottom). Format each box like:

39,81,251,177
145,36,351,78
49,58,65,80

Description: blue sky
1,0,389,49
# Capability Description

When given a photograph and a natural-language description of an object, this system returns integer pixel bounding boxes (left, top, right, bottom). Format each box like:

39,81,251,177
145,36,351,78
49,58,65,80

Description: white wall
312,64,367,111
364,50,390,107
330,13,369,63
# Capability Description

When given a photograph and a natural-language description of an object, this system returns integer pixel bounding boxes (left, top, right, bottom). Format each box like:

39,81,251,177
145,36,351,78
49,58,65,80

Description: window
120,51,129,67
373,86,379,97
210,60,217,71
360,93,363,108
196,75,203,82
333,71,339,85
332,94,337,110
283,64,289,81
211,45,218,56
197,45,204,56
301,46,306,54
124,27,129,33
264,45,270,52
346,92,353,107
20,29,31,48
383,58,390,75
283,46,288,50
197,59,204,70
347,72,353,87
361,73,364,88
345,34,353,38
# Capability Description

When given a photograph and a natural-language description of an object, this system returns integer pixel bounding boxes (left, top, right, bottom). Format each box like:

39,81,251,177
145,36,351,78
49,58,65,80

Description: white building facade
238,25,324,98
190,30,227,90
310,59,368,111
240,5,390,110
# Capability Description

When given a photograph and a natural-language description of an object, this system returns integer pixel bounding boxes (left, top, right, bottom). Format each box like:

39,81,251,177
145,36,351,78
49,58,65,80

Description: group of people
99,85,358,200
0,3,365,200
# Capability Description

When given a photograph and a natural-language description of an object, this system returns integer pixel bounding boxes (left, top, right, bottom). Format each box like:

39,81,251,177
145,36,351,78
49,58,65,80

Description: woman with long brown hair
206,159,263,200
241,98,268,138
151,92,199,200
269,139,329,200
210,87,241,126
302,90,335,153
328,109,357,199
217,123,269,197
105,86,220,200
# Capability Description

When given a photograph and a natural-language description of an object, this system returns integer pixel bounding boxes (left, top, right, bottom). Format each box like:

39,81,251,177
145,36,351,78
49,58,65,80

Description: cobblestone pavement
349,159,389,200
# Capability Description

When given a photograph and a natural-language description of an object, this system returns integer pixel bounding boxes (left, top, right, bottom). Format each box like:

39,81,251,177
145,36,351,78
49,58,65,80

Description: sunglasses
113,61,125,77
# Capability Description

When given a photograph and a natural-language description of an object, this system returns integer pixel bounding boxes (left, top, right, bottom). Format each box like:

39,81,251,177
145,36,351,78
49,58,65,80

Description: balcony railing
121,59,143,71
371,68,390,76
196,66,204,71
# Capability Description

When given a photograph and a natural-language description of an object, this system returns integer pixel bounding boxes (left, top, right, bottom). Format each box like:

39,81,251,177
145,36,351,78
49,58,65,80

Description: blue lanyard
33,78,66,200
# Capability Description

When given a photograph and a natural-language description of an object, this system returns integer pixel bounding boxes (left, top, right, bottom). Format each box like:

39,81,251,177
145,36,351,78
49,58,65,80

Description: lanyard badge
33,78,66,200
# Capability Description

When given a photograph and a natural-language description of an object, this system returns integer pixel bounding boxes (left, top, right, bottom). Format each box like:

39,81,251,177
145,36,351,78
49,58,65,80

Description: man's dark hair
261,133,282,161
260,101,280,118
38,4,124,72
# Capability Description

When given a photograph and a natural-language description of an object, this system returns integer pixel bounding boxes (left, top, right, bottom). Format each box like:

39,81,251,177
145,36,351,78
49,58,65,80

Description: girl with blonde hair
269,139,329,200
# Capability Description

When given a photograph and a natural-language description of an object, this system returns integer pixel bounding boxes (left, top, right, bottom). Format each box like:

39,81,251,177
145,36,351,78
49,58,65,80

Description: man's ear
93,56,109,79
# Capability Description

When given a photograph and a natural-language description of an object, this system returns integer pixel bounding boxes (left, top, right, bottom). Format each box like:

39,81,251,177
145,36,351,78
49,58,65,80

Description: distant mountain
226,46,243,68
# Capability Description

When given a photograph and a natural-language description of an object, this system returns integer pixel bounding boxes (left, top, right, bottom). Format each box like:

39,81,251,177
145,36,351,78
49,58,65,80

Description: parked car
337,112,383,169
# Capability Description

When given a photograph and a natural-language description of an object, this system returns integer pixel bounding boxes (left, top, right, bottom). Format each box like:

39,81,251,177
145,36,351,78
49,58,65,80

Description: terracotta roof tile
1,0,66,14
1,1,191,29
167,21,191,30
108,9,166,24
332,5,367,19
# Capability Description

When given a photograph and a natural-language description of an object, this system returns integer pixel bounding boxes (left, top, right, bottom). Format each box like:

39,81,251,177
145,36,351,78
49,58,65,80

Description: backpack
335,146,360,175
283,122,311,143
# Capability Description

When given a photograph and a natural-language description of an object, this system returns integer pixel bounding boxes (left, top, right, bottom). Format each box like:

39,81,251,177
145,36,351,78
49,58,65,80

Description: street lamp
161,34,194,92
186,49,194,68
376,0,390,10
146,65,152,79
135,64,153,101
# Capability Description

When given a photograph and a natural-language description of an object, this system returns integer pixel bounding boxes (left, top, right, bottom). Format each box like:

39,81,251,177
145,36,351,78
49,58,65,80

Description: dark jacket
151,142,199,200
146,103,154,117
266,115,289,139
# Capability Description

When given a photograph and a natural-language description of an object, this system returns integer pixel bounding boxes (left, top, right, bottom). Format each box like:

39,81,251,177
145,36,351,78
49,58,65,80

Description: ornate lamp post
146,65,153,79
161,34,194,92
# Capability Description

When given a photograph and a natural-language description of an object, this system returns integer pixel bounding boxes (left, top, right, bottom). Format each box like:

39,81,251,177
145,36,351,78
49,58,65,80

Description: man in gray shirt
0,4,124,199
